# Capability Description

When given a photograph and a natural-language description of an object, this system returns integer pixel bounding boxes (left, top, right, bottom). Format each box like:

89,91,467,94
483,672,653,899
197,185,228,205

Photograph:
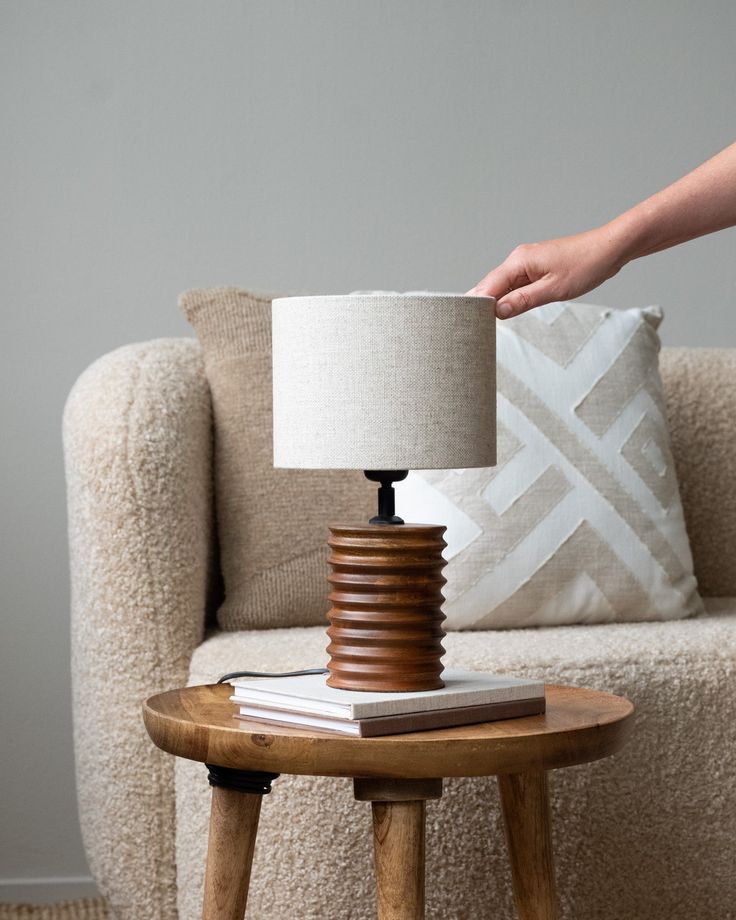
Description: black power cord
217,667,328,684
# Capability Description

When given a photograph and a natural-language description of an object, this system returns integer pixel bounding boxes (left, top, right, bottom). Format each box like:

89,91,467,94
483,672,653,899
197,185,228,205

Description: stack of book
230,669,545,737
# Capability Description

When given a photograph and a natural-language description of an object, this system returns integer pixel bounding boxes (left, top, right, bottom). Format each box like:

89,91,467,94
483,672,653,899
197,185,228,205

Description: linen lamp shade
271,293,496,471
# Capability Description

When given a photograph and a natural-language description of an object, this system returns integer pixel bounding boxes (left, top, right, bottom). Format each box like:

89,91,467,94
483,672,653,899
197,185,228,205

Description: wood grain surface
371,799,426,920
201,787,261,920
143,683,633,779
354,777,443,919
326,523,447,692
499,771,559,920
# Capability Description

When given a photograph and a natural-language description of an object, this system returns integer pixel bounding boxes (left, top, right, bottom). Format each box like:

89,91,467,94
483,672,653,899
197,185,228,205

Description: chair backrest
660,347,736,596
202,344,734,602
196,344,736,602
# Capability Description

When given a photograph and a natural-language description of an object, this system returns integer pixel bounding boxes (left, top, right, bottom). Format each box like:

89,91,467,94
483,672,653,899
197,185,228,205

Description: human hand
467,226,628,319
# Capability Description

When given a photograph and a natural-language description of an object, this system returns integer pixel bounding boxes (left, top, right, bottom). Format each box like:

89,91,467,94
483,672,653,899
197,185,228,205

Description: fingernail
497,301,514,319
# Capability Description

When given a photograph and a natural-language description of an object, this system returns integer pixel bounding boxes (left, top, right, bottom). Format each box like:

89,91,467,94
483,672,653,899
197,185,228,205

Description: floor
0,900,108,920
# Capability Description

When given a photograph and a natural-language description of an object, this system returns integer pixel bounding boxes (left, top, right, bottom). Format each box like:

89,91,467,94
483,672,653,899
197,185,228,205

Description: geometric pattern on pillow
397,302,703,629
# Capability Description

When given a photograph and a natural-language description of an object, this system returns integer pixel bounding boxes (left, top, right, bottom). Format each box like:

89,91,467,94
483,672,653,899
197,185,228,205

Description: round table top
143,683,634,778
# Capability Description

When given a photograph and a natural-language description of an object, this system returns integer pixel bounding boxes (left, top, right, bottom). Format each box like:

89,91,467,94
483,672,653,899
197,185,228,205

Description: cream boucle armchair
64,339,736,920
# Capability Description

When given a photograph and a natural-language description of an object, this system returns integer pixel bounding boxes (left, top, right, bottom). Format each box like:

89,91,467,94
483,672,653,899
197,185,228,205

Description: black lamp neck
364,470,408,525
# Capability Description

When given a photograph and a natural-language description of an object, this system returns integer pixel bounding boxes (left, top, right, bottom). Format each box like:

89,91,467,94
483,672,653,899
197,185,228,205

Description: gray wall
2,0,735,901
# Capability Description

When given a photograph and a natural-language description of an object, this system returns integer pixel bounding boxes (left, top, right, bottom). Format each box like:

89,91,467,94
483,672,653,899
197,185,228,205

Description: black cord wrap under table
205,763,280,795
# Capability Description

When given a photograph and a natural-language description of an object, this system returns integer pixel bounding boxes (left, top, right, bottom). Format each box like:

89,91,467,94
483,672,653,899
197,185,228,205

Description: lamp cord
217,667,328,684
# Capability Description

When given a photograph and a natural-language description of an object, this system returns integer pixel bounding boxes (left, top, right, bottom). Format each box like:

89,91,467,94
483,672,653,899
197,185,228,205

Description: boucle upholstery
176,601,736,920
64,340,214,920
64,340,736,920
659,347,736,596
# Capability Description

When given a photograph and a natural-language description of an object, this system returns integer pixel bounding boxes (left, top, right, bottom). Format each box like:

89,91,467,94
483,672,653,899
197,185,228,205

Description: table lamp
272,293,496,693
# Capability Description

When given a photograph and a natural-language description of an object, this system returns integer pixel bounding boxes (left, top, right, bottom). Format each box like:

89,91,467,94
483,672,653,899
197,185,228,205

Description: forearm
470,140,736,317
605,141,736,264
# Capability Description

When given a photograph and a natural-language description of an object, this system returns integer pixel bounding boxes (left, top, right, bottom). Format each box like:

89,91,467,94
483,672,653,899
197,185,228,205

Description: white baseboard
0,876,100,904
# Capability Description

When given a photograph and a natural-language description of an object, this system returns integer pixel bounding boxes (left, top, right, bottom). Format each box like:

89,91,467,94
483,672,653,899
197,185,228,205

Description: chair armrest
660,346,736,596
63,337,213,920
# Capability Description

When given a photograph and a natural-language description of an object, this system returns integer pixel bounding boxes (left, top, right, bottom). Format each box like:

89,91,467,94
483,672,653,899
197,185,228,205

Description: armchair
64,338,736,920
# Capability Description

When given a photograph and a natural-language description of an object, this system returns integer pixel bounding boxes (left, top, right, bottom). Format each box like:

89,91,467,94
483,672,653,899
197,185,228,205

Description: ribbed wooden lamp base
326,523,447,693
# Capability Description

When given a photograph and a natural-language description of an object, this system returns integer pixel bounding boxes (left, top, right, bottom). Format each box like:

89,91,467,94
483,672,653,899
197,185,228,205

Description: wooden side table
143,683,633,920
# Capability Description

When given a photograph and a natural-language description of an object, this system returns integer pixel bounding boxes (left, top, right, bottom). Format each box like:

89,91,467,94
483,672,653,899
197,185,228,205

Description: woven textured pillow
396,301,703,629
181,287,373,630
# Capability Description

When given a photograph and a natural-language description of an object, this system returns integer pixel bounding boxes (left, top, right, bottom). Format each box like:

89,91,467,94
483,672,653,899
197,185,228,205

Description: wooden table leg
354,778,442,920
202,787,262,920
498,771,560,920
201,766,278,920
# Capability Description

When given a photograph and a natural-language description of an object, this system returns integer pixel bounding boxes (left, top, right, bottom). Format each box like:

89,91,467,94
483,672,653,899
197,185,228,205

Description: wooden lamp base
326,523,447,693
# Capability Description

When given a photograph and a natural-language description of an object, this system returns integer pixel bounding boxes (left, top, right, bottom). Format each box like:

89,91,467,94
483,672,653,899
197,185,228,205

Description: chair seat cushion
174,598,736,920
188,596,735,685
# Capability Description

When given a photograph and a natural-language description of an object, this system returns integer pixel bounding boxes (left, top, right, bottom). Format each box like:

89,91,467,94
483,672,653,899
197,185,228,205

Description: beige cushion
396,302,703,628
175,598,736,920
181,287,373,630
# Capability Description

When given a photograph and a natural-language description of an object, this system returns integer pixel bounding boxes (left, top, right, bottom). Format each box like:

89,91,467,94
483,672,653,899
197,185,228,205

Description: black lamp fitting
364,470,409,525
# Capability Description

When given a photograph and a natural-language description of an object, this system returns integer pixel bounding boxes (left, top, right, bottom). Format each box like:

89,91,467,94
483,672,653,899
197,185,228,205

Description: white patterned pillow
396,301,703,629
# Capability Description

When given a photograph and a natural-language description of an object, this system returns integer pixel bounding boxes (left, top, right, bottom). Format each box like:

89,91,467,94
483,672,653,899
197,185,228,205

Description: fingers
467,271,552,319
494,279,553,318
467,243,560,318
466,263,518,301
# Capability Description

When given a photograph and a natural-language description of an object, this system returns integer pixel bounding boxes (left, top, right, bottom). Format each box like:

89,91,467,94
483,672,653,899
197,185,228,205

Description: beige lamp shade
272,292,496,470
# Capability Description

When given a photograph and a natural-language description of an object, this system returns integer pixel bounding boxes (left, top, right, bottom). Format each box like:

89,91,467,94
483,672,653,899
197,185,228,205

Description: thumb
495,279,554,319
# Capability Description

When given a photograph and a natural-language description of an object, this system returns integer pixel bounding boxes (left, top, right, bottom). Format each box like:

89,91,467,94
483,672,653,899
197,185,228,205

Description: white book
230,669,544,720
233,695,547,738
236,706,365,736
